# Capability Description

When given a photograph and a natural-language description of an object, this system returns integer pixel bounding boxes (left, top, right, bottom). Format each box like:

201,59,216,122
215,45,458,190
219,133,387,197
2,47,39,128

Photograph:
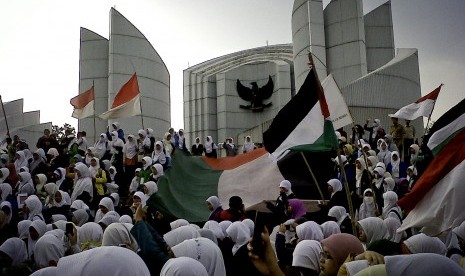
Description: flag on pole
388,85,441,120
70,86,94,119
99,74,141,120
263,68,338,158
397,128,465,235
425,97,465,156
321,74,353,130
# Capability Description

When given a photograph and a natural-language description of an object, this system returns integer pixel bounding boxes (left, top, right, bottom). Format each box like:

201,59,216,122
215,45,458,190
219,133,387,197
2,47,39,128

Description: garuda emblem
236,76,274,112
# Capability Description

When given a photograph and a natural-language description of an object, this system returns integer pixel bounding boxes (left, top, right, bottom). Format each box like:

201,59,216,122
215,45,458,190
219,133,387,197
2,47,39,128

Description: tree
52,123,76,140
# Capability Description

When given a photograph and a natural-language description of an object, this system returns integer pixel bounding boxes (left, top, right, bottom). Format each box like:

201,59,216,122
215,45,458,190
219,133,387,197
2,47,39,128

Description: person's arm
95,169,107,184
248,226,285,276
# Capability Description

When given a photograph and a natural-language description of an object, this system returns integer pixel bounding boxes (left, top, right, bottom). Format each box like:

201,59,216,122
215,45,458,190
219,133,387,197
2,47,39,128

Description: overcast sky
0,0,464,132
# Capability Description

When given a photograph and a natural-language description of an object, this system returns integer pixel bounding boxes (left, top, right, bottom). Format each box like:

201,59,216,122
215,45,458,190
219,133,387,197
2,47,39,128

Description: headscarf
78,222,103,251
55,191,71,207
14,151,28,173
385,253,462,276
409,144,420,165
52,220,67,232
55,246,150,276
34,233,65,268
358,217,388,245
383,217,402,243
163,225,201,248
18,220,32,239
47,148,59,159
51,214,67,223
30,148,47,173
28,220,47,258
292,240,321,273
171,237,226,276
242,136,255,153
142,156,152,170
44,183,58,205
93,133,108,159
152,163,164,180
0,237,28,266
206,196,222,210
0,201,12,223
226,221,250,255
54,168,66,189
296,221,324,241
321,233,364,267
377,140,391,165
359,189,376,220
383,177,396,192
170,219,190,230
198,229,218,244
124,135,138,159
119,215,133,224
279,180,293,196
327,179,342,198
89,157,100,177
389,151,401,178
101,160,111,171
367,156,378,173
160,257,208,276
108,166,117,182
219,221,232,237
70,163,93,202
35,173,47,192
25,195,43,221
403,233,446,255
73,209,89,227
356,157,367,189
320,221,341,238
204,136,217,154
373,166,385,189
70,199,89,211
18,171,35,194
133,191,147,208
0,167,10,183
328,206,348,226
163,133,174,156
98,211,120,228
102,223,138,252
0,183,12,202
143,181,158,196
288,198,306,219
203,220,225,241
242,219,254,237
110,192,119,206
110,131,124,149
382,191,401,220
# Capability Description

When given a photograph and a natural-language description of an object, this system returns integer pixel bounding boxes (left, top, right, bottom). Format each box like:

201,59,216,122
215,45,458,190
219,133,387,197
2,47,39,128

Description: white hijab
359,189,376,220
226,221,250,255
389,151,401,178
242,136,255,153
124,135,138,159
95,197,115,222
403,233,446,255
89,157,100,178
328,206,348,226
14,151,28,173
18,220,32,239
160,257,208,276
71,163,93,202
93,133,108,159
218,221,232,237
0,168,10,183
78,222,103,251
102,223,138,252
382,191,401,220
144,181,158,196
0,183,12,202
142,156,152,170
54,191,71,207
203,220,225,241
204,136,217,153
163,225,201,248
385,253,462,276
34,233,65,268
292,240,321,273
383,217,402,243
28,220,47,258
327,179,342,198
73,209,89,227
25,195,43,221
70,199,89,210
320,221,341,238
0,201,12,223
295,221,324,241
0,237,28,266
358,217,388,245
152,164,164,180
170,219,190,230
54,168,66,189
171,237,226,276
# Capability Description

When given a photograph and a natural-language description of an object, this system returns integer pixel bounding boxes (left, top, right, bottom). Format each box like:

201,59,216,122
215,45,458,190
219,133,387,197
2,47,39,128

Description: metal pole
300,152,325,200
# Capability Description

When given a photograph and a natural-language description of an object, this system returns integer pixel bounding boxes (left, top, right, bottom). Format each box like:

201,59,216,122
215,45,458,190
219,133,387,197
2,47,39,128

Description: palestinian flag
148,149,334,223
263,68,338,158
398,128,465,235
425,97,465,156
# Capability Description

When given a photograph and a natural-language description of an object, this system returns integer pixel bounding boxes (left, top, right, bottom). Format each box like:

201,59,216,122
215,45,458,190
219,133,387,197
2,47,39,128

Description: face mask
364,196,374,205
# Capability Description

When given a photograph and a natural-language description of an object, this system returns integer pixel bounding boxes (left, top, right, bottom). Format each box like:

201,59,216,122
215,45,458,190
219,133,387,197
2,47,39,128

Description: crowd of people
0,117,463,275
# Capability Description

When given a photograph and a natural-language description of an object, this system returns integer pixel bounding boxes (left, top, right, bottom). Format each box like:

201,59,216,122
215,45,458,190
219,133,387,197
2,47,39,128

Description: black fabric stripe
263,69,319,153
425,97,465,142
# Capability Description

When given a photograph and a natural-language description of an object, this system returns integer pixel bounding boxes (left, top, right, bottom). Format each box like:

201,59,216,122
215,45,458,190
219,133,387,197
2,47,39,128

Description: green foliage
52,123,75,140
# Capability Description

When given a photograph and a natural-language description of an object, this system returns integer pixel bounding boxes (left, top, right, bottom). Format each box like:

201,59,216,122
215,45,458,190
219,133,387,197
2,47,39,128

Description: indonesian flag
99,74,141,120
70,86,94,119
263,68,338,158
388,85,441,120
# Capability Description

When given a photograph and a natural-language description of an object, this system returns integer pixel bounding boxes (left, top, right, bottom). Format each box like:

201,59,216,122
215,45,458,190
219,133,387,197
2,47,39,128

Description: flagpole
424,83,444,136
300,152,325,200
135,72,145,130
336,149,357,236
92,81,97,144
0,96,10,138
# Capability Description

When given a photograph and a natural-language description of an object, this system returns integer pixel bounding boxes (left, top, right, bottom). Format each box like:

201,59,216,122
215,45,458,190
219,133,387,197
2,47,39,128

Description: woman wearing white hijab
218,221,232,238
0,183,12,203
93,133,108,159
54,246,150,276
383,217,403,243
54,190,71,207
18,220,32,239
160,257,208,276
382,191,402,222
328,206,348,226
204,136,218,158
152,141,167,165
377,140,392,166
169,219,189,230
296,221,324,242
70,163,93,203
355,157,370,196
102,222,138,252
206,196,223,221
119,215,133,224
17,171,35,196
327,178,342,198
163,225,201,248
242,136,255,154
171,237,226,276
203,221,225,241
72,209,89,227
98,211,121,230
225,221,250,256
140,156,153,183
0,168,10,184
403,233,447,255
292,240,322,275
43,183,58,207
357,217,388,247
0,237,28,266
53,168,66,190
356,189,377,221
383,177,396,193
152,163,164,182
384,253,463,276
34,233,65,268
143,181,158,198
225,221,259,275
88,157,100,178
70,199,89,211
77,222,103,251
242,219,254,237
14,150,28,173
94,197,115,222
28,219,47,259
320,221,341,238
1,201,13,224
24,195,43,221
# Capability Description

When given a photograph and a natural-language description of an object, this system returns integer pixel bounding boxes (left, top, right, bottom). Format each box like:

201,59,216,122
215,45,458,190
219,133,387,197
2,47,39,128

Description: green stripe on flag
148,152,222,223
431,127,465,156
289,120,338,152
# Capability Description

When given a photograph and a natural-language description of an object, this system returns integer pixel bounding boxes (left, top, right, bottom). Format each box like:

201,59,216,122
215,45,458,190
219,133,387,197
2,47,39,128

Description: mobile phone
66,223,74,236
252,210,265,257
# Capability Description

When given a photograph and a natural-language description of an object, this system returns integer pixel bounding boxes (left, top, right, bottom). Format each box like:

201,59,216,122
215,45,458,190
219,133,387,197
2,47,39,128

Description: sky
0,0,464,132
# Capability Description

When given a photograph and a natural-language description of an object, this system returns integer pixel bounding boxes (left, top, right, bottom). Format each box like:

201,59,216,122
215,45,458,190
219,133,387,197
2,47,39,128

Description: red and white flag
70,86,94,119
99,74,141,120
388,85,442,120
